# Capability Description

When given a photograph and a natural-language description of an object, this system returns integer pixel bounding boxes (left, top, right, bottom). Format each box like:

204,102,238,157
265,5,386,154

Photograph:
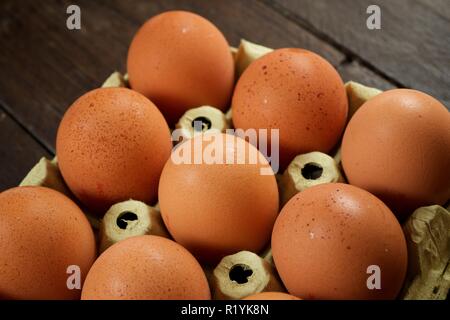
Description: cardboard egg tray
19,39,450,300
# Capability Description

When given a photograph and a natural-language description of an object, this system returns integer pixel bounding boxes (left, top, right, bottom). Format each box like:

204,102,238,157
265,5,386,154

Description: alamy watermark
367,265,382,290
66,5,81,30
367,5,381,30
66,265,81,290
64,263,382,291
171,121,280,175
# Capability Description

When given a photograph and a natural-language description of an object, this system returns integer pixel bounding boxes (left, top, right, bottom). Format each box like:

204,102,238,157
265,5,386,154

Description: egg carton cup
19,39,449,300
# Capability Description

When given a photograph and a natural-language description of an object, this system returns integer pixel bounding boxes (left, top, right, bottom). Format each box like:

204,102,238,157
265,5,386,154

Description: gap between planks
0,101,55,156
259,0,405,89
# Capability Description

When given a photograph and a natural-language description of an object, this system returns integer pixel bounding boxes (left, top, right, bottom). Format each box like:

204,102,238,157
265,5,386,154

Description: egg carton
19,39,449,300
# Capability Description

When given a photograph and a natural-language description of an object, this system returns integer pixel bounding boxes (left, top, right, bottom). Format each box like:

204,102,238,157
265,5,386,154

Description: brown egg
243,292,301,300
0,186,96,300
56,87,172,214
81,235,210,300
232,48,348,169
272,183,407,300
158,133,279,263
342,89,450,218
127,11,235,125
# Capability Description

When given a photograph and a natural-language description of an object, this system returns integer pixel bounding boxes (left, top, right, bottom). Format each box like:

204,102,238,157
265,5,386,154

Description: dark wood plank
0,0,345,153
0,109,51,190
99,0,345,64
107,0,398,93
0,0,417,190
338,60,396,91
0,0,137,152
418,0,450,21
270,0,450,108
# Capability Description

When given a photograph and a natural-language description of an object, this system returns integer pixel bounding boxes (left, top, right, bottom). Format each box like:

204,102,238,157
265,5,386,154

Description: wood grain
417,0,450,21
338,60,396,91
0,0,136,152
0,109,51,190
0,0,446,191
0,0,345,154
270,0,450,108
99,0,345,64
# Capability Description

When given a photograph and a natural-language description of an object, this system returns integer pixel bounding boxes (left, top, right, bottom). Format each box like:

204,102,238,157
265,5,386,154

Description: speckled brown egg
56,87,172,214
81,235,210,300
243,292,301,300
127,11,235,125
272,183,407,300
0,186,96,300
232,48,348,169
342,89,450,219
158,133,279,264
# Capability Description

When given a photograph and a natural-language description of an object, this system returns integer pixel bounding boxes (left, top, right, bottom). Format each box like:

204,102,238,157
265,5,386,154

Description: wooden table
0,0,449,191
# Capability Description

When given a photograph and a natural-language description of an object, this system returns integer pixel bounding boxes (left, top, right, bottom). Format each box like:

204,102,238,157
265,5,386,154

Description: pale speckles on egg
56,87,172,215
232,48,348,169
81,235,210,300
272,183,407,300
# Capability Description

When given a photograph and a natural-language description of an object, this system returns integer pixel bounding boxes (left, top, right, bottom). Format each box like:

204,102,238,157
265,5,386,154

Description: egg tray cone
17,39,449,301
